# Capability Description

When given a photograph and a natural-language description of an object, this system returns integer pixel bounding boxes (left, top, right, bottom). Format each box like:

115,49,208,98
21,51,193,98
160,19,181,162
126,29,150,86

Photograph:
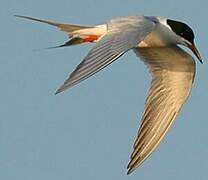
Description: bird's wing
55,16,156,93
127,46,195,174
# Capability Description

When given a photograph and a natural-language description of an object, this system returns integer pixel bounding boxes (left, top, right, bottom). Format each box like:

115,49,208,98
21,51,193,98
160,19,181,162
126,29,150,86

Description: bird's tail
15,15,106,47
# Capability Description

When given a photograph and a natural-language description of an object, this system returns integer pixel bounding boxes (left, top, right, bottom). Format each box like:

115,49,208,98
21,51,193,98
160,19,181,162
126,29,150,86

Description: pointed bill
188,42,202,63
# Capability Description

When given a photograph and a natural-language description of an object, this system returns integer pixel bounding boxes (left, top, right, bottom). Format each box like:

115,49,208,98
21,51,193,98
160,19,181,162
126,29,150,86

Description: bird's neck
139,21,179,48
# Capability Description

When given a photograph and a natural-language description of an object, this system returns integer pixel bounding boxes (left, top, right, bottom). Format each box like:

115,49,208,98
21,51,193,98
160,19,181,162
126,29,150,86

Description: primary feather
127,46,195,174
16,15,198,174
55,16,156,93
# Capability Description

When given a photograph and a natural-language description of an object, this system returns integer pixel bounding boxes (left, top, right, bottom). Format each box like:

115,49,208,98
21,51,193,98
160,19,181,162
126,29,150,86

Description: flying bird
16,15,202,174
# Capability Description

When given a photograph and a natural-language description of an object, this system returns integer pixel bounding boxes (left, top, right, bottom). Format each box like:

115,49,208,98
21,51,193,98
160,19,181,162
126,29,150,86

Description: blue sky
1,0,208,179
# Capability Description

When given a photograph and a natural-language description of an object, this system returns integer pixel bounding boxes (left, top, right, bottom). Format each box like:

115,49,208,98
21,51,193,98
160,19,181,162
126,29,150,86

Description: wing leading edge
127,46,195,174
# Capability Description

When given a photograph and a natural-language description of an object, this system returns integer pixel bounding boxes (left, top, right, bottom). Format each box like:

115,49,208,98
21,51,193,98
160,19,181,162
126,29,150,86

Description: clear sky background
1,0,208,179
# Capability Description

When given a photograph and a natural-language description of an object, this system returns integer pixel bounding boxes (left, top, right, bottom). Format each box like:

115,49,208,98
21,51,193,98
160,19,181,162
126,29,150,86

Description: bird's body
16,15,202,174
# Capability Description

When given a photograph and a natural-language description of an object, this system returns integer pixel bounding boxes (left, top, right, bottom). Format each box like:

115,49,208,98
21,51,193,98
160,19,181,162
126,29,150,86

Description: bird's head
167,19,202,63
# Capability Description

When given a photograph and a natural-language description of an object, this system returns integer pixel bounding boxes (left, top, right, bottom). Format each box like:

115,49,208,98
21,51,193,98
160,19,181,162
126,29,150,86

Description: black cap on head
167,19,194,44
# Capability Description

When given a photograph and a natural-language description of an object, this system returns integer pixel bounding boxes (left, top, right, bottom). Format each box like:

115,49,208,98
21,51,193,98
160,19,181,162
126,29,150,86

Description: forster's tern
16,15,202,174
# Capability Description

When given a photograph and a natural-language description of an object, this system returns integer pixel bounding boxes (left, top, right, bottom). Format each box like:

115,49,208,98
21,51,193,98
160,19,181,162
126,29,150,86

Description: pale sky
1,0,208,179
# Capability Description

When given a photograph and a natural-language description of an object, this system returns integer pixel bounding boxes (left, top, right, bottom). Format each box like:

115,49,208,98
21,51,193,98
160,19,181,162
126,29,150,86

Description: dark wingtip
127,169,133,175
55,89,62,95
14,14,22,18
127,162,133,175
54,84,68,95
14,15,31,19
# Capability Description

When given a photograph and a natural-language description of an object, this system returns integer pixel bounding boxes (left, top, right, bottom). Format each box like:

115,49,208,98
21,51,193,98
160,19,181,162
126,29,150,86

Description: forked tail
15,15,106,47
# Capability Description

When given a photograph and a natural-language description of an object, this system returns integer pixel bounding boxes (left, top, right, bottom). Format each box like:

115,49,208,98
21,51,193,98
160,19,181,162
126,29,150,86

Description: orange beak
187,42,203,64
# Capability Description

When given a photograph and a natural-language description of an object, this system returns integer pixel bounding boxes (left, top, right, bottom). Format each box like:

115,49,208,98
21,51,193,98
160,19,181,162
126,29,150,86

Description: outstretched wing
127,46,195,174
55,16,156,93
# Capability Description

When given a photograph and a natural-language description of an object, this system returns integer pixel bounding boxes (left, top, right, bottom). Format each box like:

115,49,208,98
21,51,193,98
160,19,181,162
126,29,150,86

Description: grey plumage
127,46,195,173
55,16,156,93
16,15,200,174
